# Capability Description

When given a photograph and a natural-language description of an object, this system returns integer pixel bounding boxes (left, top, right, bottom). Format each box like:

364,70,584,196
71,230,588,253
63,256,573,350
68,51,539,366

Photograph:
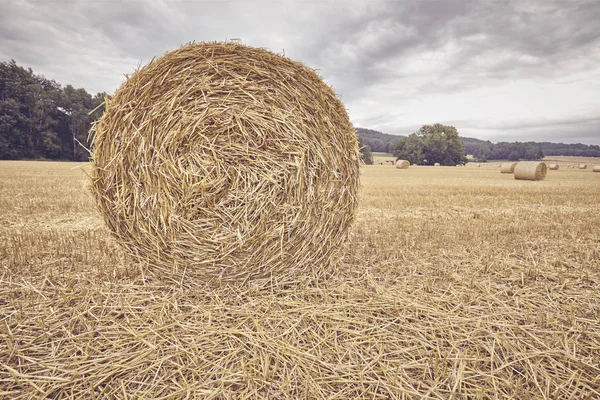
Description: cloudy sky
2,0,599,144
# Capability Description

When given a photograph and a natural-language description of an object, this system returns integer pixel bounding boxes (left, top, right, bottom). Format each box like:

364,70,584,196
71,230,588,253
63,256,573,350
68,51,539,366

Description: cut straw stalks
395,159,409,169
500,162,517,174
89,42,360,284
514,162,548,181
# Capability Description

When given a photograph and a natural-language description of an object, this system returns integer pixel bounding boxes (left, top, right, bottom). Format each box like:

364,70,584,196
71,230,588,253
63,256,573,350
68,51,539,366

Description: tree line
358,124,469,166
360,130,599,163
463,137,600,160
0,60,107,161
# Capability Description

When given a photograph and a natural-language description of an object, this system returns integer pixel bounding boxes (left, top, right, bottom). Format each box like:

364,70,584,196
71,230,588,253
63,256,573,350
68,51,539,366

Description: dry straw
579,164,588,169
500,162,517,174
548,164,559,170
514,162,548,181
89,42,360,283
395,159,409,169
593,165,600,172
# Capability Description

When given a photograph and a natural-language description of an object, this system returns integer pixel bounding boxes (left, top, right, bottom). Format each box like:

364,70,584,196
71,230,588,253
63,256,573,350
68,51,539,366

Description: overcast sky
1,0,599,145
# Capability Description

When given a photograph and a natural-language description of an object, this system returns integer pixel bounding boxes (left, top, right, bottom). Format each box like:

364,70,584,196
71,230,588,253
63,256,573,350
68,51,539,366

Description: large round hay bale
500,162,517,174
548,164,559,170
593,165,600,172
579,164,587,169
395,159,409,169
90,42,360,283
514,162,547,181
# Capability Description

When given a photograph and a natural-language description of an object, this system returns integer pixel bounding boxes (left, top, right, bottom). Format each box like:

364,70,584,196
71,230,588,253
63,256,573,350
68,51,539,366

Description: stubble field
1,160,599,398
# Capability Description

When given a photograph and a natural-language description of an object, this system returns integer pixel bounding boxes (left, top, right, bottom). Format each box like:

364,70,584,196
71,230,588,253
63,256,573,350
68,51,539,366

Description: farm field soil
1,160,599,398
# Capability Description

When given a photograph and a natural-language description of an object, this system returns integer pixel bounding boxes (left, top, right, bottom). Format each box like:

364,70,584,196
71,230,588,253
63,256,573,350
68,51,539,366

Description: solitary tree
393,124,467,166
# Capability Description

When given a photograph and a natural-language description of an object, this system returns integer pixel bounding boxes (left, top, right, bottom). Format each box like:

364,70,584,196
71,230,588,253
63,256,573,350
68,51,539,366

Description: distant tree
393,124,467,166
0,59,107,160
358,135,373,165
392,134,424,165
507,151,520,161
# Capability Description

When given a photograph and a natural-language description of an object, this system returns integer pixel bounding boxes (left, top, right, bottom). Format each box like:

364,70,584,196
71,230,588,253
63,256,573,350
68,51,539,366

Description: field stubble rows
1,161,599,398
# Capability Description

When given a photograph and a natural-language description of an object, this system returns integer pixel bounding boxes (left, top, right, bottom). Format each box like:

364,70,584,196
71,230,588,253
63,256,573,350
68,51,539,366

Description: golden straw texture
514,162,548,181
395,159,409,169
500,163,517,173
90,42,360,282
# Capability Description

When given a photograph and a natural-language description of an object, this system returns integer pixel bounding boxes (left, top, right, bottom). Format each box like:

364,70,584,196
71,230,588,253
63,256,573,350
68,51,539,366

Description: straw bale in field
500,162,517,174
395,159,409,169
434,162,441,166
514,162,547,181
548,164,559,170
90,42,360,282
593,165,600,172
579,164,587,169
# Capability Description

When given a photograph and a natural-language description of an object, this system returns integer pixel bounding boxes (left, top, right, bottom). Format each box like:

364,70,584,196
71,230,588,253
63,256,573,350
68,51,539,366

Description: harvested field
1,160,599,398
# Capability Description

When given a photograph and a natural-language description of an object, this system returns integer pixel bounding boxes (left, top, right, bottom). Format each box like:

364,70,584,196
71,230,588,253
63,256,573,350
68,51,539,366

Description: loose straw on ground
89,42,360,283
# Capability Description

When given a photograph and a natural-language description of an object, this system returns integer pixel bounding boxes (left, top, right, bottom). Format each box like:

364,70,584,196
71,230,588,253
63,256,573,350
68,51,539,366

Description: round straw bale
593,165,600,172
578,164,587,169
548,164,559,170
476,163,481,167
90,42,360,282
514,162,547,181
500,162,517,173
434,162,441,166
395,159,409,169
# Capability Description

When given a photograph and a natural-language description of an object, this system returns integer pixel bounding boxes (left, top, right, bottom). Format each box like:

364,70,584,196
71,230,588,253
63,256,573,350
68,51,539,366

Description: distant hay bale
548,164,559,170
514,162,547,181
500,162,517,174
90,42,360,283
395,159,410,169
476,163,481,167
434,162,441,166
579,164,587,169
593,165,600,172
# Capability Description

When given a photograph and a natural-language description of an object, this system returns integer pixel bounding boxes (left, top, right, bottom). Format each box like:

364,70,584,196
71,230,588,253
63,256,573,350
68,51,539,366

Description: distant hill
355,128,403,153
357,129,600,158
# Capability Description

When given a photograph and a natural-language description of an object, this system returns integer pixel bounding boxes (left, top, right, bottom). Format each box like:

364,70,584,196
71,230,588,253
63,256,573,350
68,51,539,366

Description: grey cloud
0,0,598,144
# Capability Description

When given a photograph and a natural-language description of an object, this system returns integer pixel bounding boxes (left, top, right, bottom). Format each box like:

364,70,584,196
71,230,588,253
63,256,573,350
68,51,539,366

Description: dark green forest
0,60,107,160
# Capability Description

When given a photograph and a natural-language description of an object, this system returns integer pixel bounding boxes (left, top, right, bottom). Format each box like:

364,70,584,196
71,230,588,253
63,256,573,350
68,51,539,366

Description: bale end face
395,160,410,169
514,162,548,181
89,42,360,283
